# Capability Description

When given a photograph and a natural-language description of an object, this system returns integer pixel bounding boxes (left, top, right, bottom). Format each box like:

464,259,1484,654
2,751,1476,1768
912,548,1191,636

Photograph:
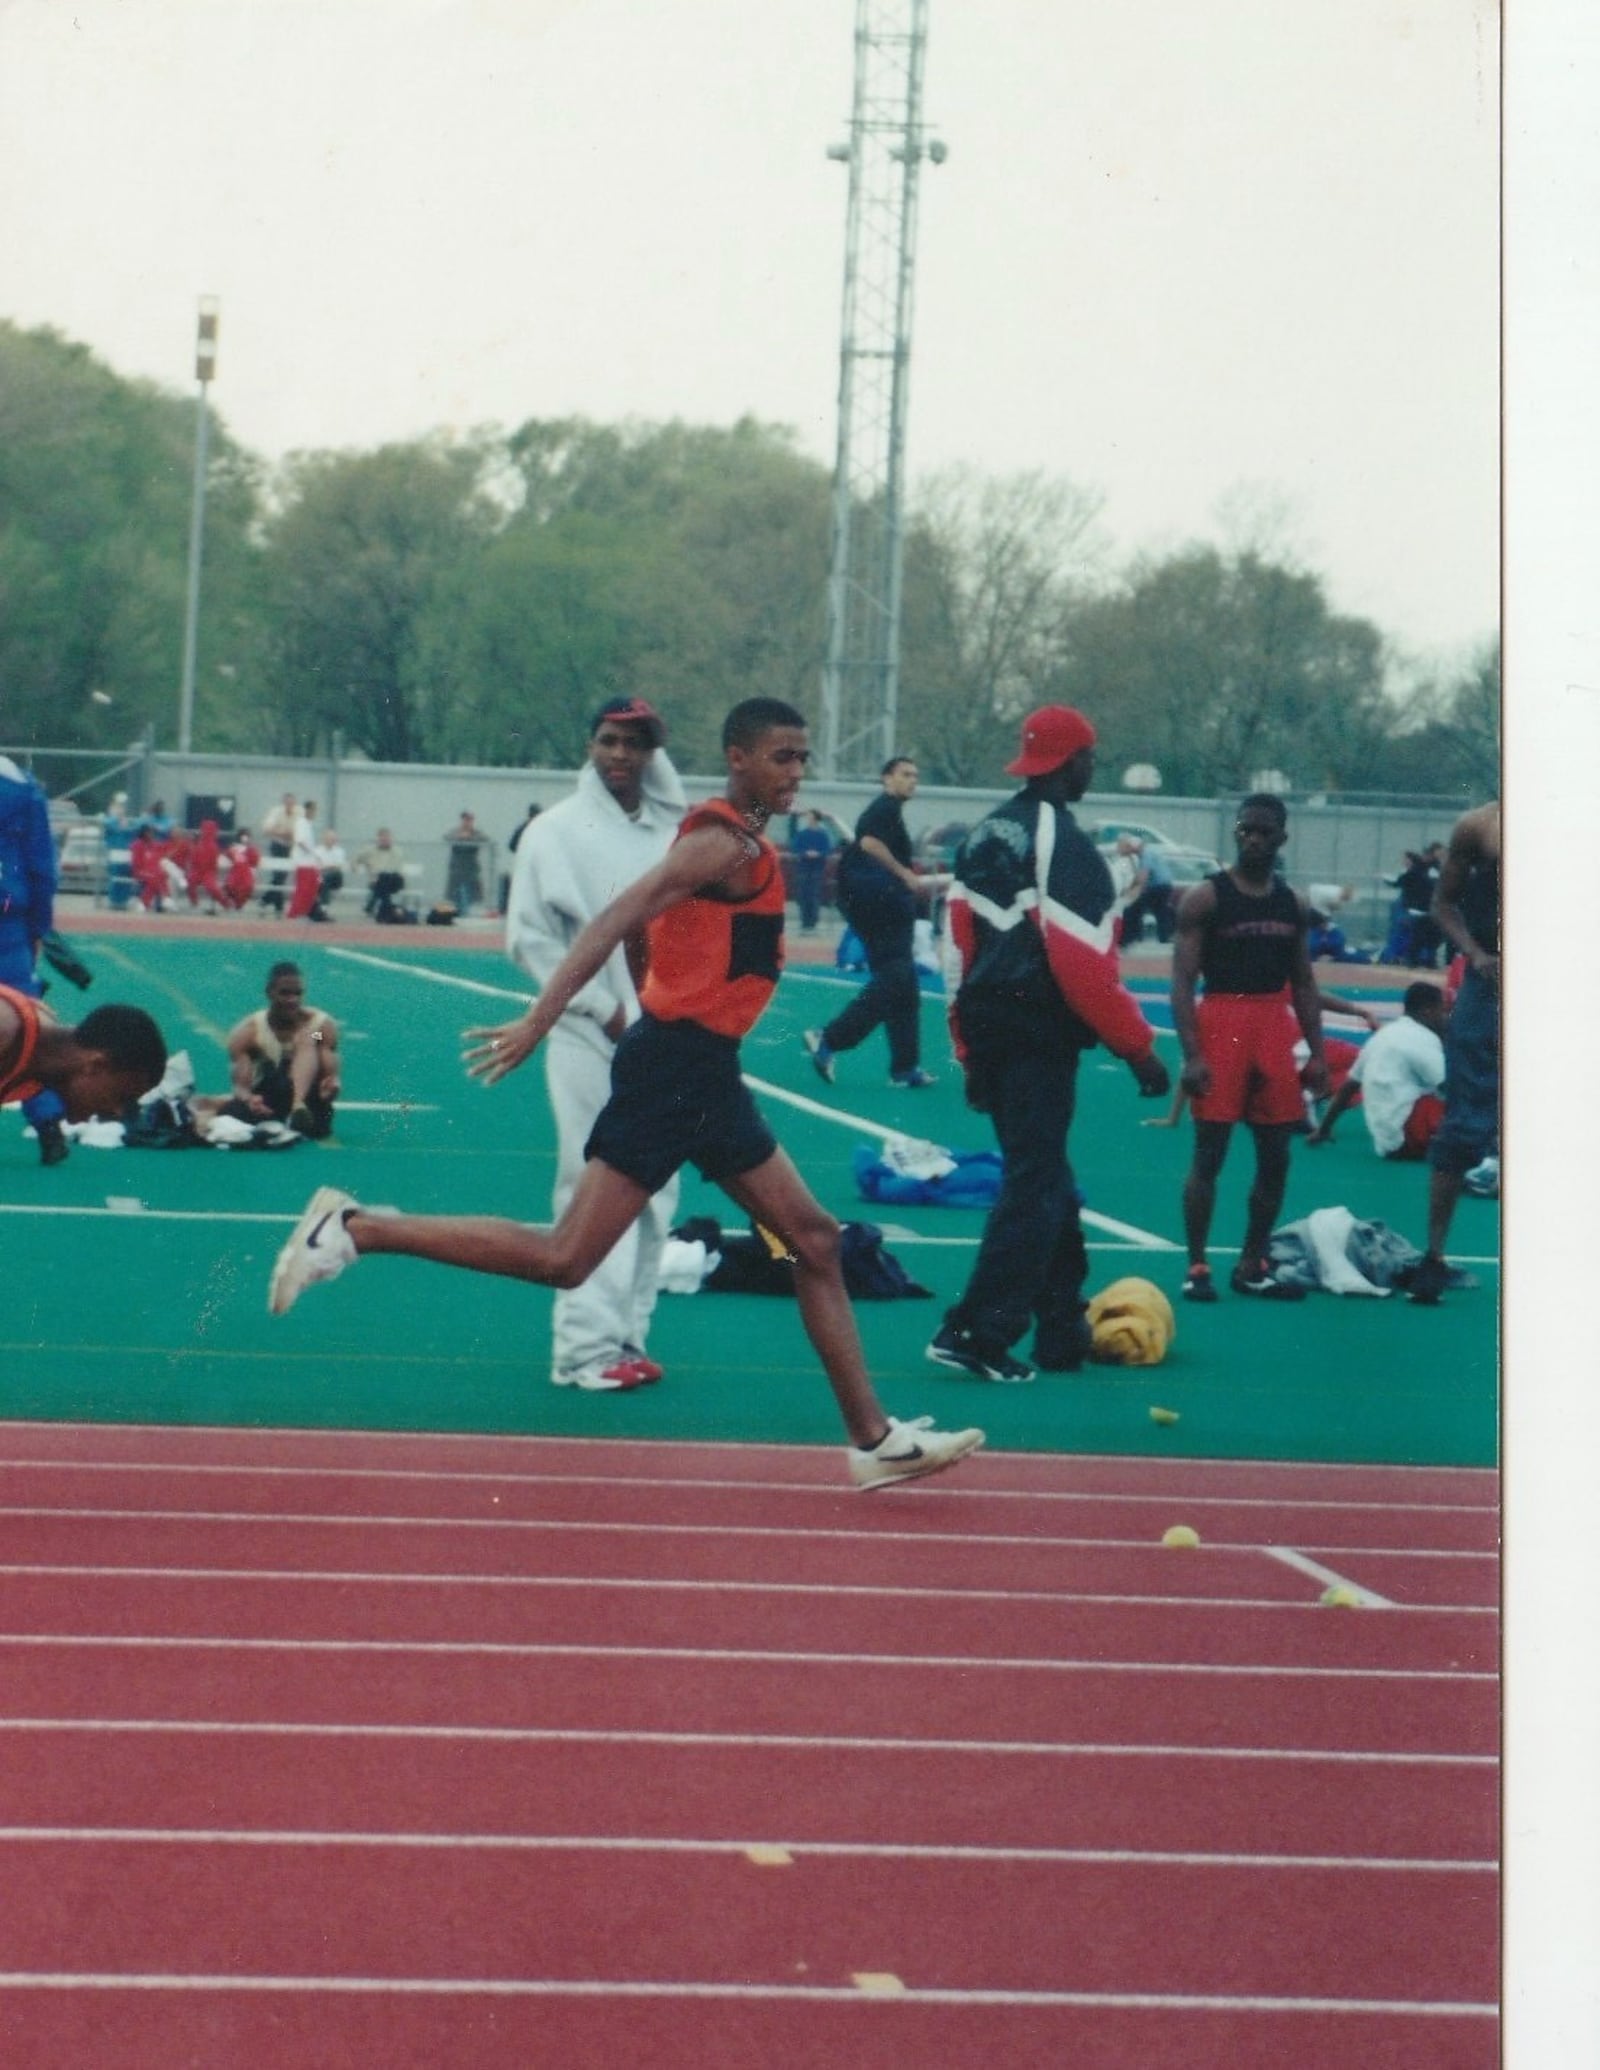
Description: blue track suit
0,758,66,1131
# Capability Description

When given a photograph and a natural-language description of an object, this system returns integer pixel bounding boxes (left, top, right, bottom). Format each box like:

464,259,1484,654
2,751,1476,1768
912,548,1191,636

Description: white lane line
331,1101,439,1114
0,1560,1496,1616
326,948,528,1003
0,1827,1497,1872
0,1716,1495,1767
0,1503,1499,1564
0,1633,1496,1682
0,1419,1498,1481
0,1202,1160,1251
0,1454,1500,1515
0,1975,1500,2014
0,1207,290,1225
741,1066,1178,1248
1266,1547,1397,1608
0,1192,1498,1266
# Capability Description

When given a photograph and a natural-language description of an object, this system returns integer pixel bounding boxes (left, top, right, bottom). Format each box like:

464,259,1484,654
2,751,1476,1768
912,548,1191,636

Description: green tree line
0,322,1497,794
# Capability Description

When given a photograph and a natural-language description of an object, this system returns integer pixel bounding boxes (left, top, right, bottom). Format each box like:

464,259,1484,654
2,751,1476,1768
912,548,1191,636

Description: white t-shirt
290,814,319,867
1349,1014,1446,1156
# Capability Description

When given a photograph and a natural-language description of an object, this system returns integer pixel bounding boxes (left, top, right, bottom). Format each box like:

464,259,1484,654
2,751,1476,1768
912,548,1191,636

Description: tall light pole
820,0,945,779
177,295,219,754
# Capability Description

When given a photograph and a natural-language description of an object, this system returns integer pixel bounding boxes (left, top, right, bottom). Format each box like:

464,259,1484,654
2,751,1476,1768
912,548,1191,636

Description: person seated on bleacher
310,827,348,923
221,829,259,910
216,960,341,1140
186,820,227,914
354,828,409,922
129,823,171,912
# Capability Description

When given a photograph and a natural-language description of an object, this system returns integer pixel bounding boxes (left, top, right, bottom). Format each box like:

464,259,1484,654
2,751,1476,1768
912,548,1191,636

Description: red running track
0,1421,1498,2068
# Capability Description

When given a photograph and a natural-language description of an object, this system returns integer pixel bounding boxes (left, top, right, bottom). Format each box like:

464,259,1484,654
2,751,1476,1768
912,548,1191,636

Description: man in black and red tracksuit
927,707,1170,1384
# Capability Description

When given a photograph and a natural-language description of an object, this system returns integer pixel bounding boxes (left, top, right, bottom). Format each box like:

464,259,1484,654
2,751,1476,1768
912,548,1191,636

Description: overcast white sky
4,0,1498,659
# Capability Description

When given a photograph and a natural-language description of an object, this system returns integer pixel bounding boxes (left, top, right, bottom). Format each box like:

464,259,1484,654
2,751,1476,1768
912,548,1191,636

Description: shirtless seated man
209,961,342,1140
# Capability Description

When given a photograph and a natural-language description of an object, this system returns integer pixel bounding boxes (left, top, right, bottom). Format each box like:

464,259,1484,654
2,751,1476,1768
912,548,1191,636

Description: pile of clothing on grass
659,1216,932,1301
37,1051,303,1153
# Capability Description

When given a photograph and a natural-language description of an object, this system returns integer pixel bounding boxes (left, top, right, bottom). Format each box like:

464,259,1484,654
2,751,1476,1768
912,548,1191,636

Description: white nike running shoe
269,1186,359,1315
848,1415,985,1491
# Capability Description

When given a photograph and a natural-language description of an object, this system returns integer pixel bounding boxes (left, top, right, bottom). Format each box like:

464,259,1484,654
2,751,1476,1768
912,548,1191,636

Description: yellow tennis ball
1320,1585,1362,1608
1161,1524,1200,1548
1149,1406,1180,1425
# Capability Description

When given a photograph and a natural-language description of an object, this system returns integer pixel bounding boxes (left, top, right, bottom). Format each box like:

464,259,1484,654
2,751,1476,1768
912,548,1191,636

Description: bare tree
900,466,1108,782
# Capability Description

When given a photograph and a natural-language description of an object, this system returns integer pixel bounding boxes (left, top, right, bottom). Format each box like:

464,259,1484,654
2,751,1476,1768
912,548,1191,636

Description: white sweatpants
545,1022,679,1381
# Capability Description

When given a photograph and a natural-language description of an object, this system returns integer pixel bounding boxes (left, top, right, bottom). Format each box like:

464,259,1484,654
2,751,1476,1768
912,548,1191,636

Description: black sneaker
1032,1315,1093,1372
890,1067,937,1089
1181,1264,1219,1304
1406,1252,1451,1306
802,1030,835,1085
35,1119,69,1167
925,1324,1035,1384
1230,1260,1308,1302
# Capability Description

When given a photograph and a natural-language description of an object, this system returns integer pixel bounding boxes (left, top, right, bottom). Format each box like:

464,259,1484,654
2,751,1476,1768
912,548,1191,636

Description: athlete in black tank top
1170,797,1326,1302
1200,870,1304,994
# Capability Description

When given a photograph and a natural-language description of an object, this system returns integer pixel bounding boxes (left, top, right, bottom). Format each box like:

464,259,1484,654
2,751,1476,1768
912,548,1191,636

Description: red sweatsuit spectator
222,831,259,910
186,821,226,910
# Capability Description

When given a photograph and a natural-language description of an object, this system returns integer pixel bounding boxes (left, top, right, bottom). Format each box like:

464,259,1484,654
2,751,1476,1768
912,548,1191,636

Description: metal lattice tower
820,0,944,779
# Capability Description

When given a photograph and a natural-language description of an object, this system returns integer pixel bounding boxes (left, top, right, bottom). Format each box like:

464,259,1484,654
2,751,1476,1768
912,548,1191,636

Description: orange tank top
0,982,45,1105
640,799,786,1038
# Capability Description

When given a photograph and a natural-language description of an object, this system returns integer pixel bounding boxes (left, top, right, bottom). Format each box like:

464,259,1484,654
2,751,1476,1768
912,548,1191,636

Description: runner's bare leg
720,1147,890,1450
347,1159,651,1288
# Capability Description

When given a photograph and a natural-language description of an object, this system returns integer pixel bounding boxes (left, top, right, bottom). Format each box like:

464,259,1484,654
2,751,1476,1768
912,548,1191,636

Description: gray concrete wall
121,749,1466,947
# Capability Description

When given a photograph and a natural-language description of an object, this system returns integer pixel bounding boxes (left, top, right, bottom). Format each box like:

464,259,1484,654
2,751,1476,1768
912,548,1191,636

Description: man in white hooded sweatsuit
505,696,687,1389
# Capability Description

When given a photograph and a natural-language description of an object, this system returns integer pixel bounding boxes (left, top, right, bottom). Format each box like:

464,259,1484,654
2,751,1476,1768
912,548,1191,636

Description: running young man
270,698,983,1490
1171,794,1327,1302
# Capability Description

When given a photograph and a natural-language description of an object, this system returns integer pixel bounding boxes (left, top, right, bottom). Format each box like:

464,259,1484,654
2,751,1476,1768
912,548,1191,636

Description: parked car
53,817,106,895
1087,819,1219,881
914,821,972,871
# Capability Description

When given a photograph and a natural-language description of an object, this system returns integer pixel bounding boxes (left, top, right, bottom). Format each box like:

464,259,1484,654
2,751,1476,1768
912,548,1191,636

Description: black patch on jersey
727,911,783,984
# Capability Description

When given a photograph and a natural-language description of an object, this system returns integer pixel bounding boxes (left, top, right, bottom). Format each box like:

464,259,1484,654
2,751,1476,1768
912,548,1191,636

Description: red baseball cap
1005,705,1096,777
591,695,667,747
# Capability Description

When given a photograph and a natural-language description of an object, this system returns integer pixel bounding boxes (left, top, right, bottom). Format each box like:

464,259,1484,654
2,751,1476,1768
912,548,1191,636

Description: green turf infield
3,935,1498,1468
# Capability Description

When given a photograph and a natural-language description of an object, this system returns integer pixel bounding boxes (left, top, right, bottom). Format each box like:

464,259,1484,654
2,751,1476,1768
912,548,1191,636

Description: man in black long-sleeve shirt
804,757,942,1089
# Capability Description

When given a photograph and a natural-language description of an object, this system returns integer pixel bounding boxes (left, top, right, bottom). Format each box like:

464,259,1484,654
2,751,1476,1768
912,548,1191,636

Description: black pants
365,870,405,919
822,873,920,1076
260,840,290,913
944,1000,1088,1355
1122,883,1176,943
222,1061,334,1140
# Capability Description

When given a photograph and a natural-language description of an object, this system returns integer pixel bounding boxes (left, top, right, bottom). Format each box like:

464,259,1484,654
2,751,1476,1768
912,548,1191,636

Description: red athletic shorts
1319,1036,1362,1098
1394,1091,1446,1160
1192,991,1304,1126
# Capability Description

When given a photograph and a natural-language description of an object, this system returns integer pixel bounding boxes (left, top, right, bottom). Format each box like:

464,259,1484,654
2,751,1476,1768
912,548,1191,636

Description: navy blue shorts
585,1013,778,1196
1430,964,1500,1172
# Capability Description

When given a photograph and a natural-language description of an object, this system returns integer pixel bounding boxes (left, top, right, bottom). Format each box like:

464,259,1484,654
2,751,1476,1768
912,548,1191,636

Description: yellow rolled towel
1086,1277,1176,1366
